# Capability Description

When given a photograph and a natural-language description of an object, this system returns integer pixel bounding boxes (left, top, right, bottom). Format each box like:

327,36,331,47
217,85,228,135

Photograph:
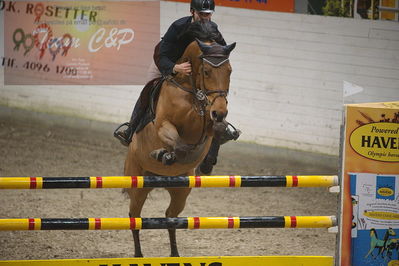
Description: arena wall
1,1,398,155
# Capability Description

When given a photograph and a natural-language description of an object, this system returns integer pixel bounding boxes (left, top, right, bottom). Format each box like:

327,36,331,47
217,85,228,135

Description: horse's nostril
211,111,218,119
212,111,224,122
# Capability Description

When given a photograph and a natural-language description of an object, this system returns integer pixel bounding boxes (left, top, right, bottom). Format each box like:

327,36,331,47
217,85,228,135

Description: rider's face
193,11,213,22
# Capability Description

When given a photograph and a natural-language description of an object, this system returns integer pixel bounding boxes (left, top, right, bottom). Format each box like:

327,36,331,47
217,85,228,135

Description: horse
124,24,236,257
385,238,399,259
365,228,396,259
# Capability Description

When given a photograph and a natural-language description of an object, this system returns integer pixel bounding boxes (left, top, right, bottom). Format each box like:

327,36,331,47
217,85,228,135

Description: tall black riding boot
114,101,144,146
114,77,163,146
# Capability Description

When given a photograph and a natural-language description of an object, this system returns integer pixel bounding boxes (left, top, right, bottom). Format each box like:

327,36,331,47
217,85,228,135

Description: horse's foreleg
151,120,181,165
157,120,180,147
127,188,153,257
196,137,220,175
165,187,192,257
365,246,375,259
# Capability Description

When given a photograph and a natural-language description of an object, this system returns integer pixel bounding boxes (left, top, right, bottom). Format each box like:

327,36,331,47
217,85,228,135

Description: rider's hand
173,62,191,76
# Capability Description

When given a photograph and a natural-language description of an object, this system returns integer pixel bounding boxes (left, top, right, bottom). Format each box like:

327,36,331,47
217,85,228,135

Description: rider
114,0,240,172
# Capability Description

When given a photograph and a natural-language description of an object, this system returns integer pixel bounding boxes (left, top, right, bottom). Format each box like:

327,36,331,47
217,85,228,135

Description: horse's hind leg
126,187,153,257
165,187,192,257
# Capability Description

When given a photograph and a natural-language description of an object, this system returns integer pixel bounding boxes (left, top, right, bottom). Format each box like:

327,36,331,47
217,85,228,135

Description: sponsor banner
1,1,160,85
350,122,399,162
0,256,334,266
339,102,399,266
167,0,294,12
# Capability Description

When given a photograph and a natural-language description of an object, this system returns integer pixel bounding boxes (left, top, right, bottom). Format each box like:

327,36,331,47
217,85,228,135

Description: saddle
135,76,164,133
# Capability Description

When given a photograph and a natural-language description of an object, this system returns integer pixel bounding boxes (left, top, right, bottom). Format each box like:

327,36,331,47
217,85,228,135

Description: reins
168,53,229,146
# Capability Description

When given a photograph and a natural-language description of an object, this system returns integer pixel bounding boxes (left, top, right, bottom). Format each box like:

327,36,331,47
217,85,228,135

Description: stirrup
217,122,241,145
113,122,130,146
225,122,241,141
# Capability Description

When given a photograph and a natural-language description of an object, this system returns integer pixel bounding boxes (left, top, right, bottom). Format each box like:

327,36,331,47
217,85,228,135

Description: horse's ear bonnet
224,42,236,55
196,39,236,67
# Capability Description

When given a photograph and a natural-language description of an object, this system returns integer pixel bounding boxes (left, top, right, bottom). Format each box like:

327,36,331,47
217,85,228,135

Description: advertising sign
340,102,399,266
167,0,294,12
0,256,334,266
1,1,160,85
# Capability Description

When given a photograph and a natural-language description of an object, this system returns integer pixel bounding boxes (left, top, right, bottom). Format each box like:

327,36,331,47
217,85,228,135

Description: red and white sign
2,1,160,85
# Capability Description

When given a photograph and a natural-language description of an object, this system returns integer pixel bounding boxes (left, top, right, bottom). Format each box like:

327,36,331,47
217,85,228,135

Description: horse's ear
196,38,212,54
224,42,236,55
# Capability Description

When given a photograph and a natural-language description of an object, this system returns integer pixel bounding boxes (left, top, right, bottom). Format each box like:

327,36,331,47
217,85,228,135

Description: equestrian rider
114,0,240,172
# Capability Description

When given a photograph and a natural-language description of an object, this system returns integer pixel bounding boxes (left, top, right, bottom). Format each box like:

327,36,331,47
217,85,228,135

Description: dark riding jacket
157,16,226,76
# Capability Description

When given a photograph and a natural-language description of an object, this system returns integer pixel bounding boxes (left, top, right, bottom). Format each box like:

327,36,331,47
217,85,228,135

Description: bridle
168,50,230,145
168,53,230,116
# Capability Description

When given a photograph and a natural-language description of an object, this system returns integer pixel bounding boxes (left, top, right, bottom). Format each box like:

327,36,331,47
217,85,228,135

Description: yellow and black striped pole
0,216,337,231
0,175,338,189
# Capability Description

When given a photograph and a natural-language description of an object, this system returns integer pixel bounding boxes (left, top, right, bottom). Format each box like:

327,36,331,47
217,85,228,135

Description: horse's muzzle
211,110,227,122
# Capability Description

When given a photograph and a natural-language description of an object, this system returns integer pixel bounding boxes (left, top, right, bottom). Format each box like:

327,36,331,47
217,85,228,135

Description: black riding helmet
190,0,215,13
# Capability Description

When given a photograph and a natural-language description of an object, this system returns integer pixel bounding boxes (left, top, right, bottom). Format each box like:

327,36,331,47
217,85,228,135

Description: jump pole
0,216,335,265
0,175,338,189
0,216,337,231
0,176,337,266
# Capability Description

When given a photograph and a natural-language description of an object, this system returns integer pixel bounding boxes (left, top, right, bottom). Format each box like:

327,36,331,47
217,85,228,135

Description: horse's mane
178,20,222,43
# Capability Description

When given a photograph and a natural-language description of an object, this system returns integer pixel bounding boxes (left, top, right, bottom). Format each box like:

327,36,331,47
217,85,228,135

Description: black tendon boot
197,122,241,175
198,138,220,175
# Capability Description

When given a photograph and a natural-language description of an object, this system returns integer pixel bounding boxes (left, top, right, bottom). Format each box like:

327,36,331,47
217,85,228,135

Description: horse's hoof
134,253,144,258
199,162,214,175
150,149,168,161
162,152,176,165
170,252,180,257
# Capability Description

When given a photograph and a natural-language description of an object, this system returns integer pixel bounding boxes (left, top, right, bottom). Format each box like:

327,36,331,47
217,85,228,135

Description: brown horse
124,33,236,257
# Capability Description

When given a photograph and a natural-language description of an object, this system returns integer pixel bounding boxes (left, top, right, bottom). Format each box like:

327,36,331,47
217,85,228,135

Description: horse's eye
204,69,210,77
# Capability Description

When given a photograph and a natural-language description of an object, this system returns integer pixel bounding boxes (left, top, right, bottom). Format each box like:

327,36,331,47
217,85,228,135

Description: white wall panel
1,1,398,156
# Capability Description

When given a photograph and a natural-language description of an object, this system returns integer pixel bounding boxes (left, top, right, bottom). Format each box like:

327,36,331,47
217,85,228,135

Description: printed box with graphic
339,102,399,266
